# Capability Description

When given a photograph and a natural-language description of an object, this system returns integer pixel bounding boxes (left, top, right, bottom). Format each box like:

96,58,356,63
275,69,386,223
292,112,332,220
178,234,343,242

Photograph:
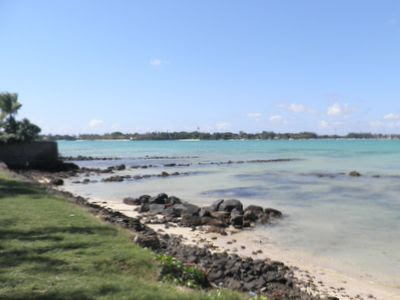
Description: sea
58,139,400,293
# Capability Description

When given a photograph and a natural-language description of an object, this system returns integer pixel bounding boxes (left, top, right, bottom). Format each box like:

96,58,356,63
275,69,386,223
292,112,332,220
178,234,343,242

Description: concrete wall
0,141,59,169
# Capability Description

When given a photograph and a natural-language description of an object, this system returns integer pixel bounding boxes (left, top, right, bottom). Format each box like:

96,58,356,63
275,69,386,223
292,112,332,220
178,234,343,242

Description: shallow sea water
58,140,400,291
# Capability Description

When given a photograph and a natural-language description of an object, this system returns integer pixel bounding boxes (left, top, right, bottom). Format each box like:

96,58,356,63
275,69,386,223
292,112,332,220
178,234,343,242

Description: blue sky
1,0,400,134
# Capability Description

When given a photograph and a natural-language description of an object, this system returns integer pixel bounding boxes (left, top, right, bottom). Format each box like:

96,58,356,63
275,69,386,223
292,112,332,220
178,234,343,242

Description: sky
1,0,400,135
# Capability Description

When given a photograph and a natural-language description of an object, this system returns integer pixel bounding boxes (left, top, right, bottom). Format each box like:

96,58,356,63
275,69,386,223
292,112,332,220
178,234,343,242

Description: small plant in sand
157,253,209,289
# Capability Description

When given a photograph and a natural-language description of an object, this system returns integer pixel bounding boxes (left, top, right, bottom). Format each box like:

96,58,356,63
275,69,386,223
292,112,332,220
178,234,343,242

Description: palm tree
0,92,22,123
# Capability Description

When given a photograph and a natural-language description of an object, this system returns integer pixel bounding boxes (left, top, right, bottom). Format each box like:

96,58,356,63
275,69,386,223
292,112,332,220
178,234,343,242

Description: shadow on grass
0,226,118,275
0,290,95,300
0,178,42,199
0,283,122,300
0,225,117,242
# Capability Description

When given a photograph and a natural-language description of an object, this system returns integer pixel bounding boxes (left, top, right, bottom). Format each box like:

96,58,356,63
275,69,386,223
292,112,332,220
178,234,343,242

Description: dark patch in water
236,172,320,186
201,186,268,198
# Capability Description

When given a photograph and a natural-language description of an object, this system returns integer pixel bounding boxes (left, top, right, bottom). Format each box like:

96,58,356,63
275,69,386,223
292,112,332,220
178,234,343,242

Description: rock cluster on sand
123,194,283,231
55,190,319,299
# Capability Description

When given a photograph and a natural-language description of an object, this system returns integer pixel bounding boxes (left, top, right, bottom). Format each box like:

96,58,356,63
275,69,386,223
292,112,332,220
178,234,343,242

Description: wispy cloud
150,58,170,67
320,120,329,128
247,112,262,121
383,113,400,121
269,114,285,123
88,118,104,129
215,122,230,130
288,103,306,113
327,103,351,117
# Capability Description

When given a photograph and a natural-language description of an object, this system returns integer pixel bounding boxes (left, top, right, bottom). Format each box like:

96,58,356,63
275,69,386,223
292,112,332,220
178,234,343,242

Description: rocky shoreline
47,187,325,300
14,161,387,300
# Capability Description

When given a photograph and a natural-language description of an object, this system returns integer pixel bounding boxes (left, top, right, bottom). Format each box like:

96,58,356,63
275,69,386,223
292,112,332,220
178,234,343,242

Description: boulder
165,196,181,206
114,164,126,171
134,233,160,250
230,208,244,229
123,197,141,205
138,195,151,204
264,208,282,219
164,163,176,167
211,199,224,211
201,216,228,227
179,202,200,216
210,211,230,223
139,203,150,213
243,205,264,222
349,171,361,177
181,215,202,227
50,178,64,186
102,175,124,182
149,193,168,204
199,207,213,218
219,199,243,213
148,204,165,214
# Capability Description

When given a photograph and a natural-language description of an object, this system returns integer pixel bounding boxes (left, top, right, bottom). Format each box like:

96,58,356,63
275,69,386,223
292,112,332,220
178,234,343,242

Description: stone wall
0,141,59,169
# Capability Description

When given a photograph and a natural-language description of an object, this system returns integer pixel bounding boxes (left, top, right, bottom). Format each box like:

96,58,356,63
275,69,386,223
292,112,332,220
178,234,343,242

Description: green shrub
157,254,209,289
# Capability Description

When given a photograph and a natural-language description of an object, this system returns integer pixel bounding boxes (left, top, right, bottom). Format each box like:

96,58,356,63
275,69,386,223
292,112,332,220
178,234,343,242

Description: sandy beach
58,190,400,300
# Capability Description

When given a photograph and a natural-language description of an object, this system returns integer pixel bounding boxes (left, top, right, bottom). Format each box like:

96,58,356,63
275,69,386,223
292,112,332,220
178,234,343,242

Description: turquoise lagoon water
58,140,400,291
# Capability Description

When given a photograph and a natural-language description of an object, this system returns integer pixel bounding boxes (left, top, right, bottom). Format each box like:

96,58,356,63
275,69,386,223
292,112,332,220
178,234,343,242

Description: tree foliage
0,92,41,144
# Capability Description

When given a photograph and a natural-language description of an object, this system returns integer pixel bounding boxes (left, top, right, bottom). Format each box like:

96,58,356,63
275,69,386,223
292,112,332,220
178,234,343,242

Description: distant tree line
42,131,400,141
0,92,41,144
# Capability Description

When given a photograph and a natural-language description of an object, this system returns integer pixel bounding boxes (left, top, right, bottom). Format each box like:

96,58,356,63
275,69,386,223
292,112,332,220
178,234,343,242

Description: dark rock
201,217,227,227
199,207,213,218
219,199,243,213
181,215,202,227
123,197,141,205
160,171,169,177
211,199,224,211
149,193,169,204
139,203,150,213
148,204,165,214
230,208,243,229
114,164,126,171
178,202,200,216
165,196,181,206
102,175,125,182
243,205,264,222
138,195,151,204
264,208,283,219
50,178,64,186
210,211,230,223
349,171,361,177
134,234,160,250
164,163,176,167
207,270,224,282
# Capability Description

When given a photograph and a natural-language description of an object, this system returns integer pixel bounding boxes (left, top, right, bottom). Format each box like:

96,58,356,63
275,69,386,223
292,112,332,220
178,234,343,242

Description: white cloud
269,114,284,123
288,103,306,113
215,122,230,130
247,112,262,121
383,113,400,121
150,58,170,67
370,121,384,129
320,120,329,128
88,119,104,129
150,58,161,66
327,103,351,116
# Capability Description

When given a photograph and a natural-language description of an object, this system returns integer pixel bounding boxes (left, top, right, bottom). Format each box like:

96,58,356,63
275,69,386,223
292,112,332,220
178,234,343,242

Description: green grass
0,172,245,300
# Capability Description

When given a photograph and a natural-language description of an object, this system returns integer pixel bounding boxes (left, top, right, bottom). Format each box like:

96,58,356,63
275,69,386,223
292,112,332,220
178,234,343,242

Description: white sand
62,190,400,300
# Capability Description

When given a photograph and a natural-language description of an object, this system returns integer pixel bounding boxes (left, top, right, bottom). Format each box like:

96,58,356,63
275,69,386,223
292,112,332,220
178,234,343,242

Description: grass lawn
0,172,245,300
